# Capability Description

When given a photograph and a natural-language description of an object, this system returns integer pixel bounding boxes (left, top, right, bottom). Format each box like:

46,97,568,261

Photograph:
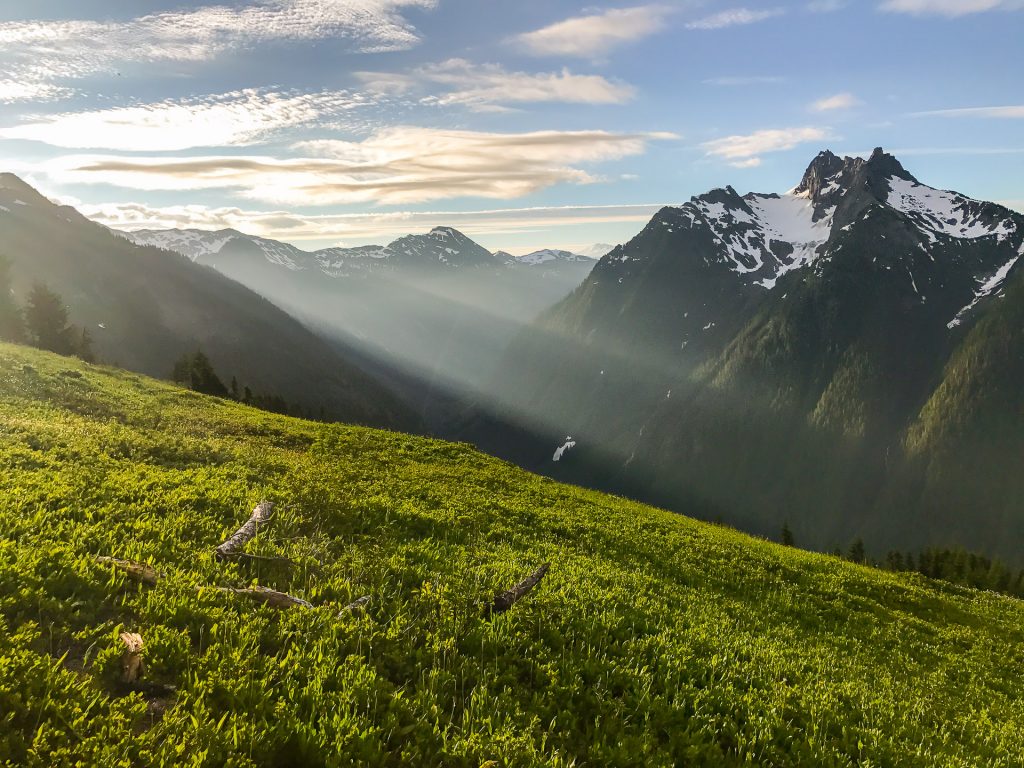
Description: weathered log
213,585,312,610
215,501,274,561
486,563,551,616
119,632,145,683
97,556,160,587
337,595,371,618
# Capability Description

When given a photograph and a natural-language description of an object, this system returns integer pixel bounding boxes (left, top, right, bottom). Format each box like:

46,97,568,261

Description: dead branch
215,501,274,561
119,632,145,683
337,595,371,618
97,556,160,587
212,585,313,610
486,563,551,617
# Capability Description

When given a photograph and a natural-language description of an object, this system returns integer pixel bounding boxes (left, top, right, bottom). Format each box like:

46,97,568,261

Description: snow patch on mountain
671,188,834,289
948,243,1024,329
887,177,1015,243
126,229,238,261
517,249,590,266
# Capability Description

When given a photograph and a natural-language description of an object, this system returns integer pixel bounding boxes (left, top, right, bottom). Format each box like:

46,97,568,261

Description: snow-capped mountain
122,223,596,421
470,148,1024,562
124,225,597,280
516,249,593,266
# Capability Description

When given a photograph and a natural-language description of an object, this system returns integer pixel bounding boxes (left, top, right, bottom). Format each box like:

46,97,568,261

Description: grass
0,341,1022,767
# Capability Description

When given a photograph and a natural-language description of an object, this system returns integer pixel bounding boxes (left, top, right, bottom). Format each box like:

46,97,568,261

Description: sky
0,0,1021,255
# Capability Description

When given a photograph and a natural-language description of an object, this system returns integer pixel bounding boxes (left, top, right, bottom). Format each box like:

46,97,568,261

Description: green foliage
884,547,1024,599
1,342,1024,766
24,282,76,356
172,350,229,398
0,254,23,343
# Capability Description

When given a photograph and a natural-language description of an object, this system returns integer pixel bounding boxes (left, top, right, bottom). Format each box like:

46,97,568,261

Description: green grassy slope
1,342,1023,768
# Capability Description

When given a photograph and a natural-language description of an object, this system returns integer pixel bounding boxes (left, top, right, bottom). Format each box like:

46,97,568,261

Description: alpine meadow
1,0,1023,765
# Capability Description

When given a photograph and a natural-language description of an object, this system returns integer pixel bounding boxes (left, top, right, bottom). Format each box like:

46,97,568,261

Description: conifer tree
0,254,23,343
25,282,75,355
780,523,794,547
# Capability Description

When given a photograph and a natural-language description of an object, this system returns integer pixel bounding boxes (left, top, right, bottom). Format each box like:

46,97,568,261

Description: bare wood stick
337,595,371,618
96,556,160,587
486,563,551,616
215,501,274,561
119,632,145,683
212,585,312,610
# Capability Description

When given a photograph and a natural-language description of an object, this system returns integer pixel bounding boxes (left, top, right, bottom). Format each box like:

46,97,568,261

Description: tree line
0,255,94,361
171,350,301,418
781,524,1024,599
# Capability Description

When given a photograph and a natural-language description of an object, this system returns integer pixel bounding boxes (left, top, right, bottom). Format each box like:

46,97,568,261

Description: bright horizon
0,0,1021,254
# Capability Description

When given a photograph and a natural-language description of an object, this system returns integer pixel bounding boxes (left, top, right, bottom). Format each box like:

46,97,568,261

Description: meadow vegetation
1,342,1023,767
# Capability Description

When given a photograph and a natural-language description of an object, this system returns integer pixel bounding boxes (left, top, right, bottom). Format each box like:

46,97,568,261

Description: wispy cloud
80,200,669,245
358,59,635,111
514,5,674,58
41,127,677,206
811,92,861,111
807,0,848,11
912,105,1024,118
0,89,373,151
879,0,1024,15
686,7,785,30
702,127,831,167
0,0,435,102
703,76,785,86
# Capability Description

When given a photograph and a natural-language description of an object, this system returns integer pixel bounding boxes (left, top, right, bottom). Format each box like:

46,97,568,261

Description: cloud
912,105,1024,118
80,199,669,245
0,80,73,105
358,59,634,111
514,5,673,58
0,89,373,151
41,126,676,206
811,92,861,111
879,0,1024,14
702,127,831,167
0,0,435,102
686,7,785,29
807,0,847,11
703,76,785,86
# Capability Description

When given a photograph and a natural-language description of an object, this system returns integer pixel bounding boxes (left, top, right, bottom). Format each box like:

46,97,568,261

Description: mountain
123,225,596,426
3,340,1023,766
0,173,412,428
469,149,1024,560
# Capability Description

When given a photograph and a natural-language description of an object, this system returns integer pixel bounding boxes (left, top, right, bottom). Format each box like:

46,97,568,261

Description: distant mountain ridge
123,223,597,427
470,148,1024,561
124,226,594,277
0,173,413,429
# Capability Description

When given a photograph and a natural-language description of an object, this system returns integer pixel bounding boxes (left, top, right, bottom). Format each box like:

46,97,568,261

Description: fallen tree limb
96,556,160,587
486,563,551,617
212,585,313,610
337,595,371,618
119,632,145,683
215,501,274,561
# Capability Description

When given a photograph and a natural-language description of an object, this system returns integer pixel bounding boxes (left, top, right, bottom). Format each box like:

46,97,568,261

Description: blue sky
0,0,1021,254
